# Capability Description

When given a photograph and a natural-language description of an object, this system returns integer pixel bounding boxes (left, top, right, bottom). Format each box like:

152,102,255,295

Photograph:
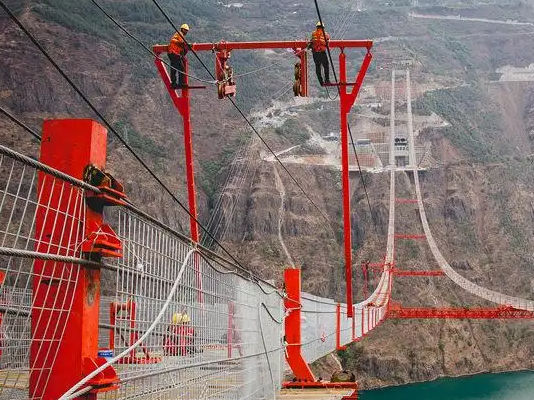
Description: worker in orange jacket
168,24,190,89
310,22,331,86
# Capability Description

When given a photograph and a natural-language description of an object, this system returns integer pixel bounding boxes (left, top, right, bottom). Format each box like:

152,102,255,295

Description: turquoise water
360,371,534,400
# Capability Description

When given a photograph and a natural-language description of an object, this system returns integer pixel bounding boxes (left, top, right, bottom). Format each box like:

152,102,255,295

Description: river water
360,371,534,400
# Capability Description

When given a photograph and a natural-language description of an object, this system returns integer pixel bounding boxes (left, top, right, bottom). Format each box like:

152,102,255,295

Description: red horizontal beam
282,381,357,389
388,304,534,319
394,269,444,276
394,234,426,239
395,198,418,204
153,39,373,54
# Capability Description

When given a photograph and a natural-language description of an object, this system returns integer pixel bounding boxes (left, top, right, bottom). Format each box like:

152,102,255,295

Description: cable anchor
82,164,125,258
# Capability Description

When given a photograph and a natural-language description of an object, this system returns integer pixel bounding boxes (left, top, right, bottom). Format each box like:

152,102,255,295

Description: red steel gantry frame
153,39,373,316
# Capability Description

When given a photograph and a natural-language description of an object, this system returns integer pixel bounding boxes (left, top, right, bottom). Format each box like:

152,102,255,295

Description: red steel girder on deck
394,234,426,239
283,381,358,391
362,262,388,271
363,262,443,276
388,303,534,319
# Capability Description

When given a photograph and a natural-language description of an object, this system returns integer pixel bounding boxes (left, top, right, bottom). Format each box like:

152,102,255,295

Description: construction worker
179,313,199,355
165,313,198,356
168,23,190,89
310,21,331,86
164,313,182,355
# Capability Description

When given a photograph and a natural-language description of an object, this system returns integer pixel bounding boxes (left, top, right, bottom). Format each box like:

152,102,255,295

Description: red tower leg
284,269,315,382
31,119,118,400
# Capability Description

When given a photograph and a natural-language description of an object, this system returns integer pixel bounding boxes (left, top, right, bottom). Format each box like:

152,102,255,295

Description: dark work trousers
312,51,330,84
168,53,186,86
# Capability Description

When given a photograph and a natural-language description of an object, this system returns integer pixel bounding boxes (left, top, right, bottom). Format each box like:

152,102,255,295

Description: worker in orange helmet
309,21,331,86
168,23,190,89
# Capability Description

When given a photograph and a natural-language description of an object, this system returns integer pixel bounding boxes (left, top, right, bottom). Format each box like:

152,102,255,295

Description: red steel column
339,52,353,318
181,65,200,243
284,269,315,381
153,53,202,302
183,63,203,303
31,119,110,400
182,64,203,303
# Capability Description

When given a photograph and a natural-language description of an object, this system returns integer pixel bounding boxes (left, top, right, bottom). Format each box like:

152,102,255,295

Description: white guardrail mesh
90,208,285,400
0,146,87,400
0,145,285,400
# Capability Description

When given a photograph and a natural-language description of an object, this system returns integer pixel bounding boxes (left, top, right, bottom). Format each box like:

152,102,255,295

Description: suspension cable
0,0,250,271
89,0,216,85
202,83,295,248
313,0,376,225
86,0,338,233
0,104,41,140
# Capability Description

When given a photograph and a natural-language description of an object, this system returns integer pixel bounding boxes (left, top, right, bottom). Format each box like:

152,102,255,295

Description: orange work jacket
169,32,187,56
311,28,330,52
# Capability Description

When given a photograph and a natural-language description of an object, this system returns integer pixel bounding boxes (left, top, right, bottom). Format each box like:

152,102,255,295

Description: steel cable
149,0,337,229
0,0,251,272
0,104,41,140
90,0,216,84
